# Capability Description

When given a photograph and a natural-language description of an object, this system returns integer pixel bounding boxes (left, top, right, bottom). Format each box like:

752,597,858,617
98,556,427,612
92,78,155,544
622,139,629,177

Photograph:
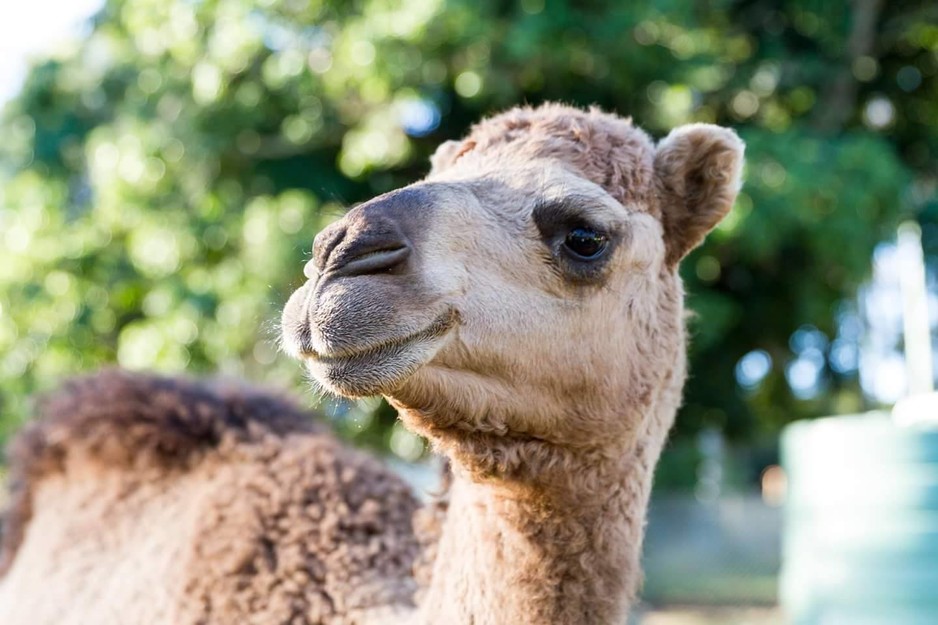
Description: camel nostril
314,191,421,278
333,245,411,277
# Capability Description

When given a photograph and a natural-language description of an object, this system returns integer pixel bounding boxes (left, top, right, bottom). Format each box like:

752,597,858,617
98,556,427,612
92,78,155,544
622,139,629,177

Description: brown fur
0,369,318,576
0,370,421,625
434,103,659,213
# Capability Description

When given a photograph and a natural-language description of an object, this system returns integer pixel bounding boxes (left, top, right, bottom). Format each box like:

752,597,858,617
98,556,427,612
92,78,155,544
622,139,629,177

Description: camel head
282,104,743,471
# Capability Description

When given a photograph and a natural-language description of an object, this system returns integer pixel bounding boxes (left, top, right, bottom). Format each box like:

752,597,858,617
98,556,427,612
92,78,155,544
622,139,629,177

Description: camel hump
0,369,324,578
7,369,319,479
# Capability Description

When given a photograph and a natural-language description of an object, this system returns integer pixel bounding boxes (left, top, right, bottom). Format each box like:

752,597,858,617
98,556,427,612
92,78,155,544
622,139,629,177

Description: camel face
282,104,743,449
284,161,658,411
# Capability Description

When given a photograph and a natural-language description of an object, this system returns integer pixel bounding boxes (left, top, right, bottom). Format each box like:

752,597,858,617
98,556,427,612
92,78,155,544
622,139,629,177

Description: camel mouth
300,308,459,398
301,308,457,362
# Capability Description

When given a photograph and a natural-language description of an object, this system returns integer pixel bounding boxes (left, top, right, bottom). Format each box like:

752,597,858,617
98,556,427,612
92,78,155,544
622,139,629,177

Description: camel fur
0,370,421,625
1,102,744,625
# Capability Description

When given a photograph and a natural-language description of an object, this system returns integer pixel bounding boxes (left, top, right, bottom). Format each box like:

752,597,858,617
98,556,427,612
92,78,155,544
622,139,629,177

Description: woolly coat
0,370,423,625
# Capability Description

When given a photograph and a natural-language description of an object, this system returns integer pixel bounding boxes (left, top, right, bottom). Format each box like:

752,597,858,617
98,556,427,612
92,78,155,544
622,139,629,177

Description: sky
0,0,104,104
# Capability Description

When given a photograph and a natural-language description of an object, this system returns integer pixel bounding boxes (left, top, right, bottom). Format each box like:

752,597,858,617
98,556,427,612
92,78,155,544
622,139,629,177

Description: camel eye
563,227,608,260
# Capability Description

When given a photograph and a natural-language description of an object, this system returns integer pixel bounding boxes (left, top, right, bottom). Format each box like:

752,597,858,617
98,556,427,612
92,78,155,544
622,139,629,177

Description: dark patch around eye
531,198,620,285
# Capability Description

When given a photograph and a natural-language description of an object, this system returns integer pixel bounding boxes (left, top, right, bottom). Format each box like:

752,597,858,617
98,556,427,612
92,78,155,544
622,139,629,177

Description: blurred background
0,0,935,622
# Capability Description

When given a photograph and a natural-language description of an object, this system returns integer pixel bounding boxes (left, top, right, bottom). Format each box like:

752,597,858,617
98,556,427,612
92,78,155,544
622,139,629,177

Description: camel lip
298,307,459,365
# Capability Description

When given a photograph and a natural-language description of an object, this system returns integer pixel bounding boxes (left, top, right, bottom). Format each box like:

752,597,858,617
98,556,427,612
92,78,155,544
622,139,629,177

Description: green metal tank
781,413,938,624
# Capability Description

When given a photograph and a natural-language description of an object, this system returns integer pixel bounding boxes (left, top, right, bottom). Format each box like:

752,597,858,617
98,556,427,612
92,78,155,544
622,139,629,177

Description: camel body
0,372,421,625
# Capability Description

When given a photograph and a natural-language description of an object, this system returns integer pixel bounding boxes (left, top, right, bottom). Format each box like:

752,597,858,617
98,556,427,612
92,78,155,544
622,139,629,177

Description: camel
280,102,744,623
0,103,743,624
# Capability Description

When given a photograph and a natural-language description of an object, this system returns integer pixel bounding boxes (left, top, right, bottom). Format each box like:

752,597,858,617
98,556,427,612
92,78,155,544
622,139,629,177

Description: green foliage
0,0,934,454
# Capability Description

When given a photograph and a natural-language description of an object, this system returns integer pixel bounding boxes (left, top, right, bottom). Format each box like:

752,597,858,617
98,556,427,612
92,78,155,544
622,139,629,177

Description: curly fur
431,102,659,213
0,370,422,625
0,370,313,577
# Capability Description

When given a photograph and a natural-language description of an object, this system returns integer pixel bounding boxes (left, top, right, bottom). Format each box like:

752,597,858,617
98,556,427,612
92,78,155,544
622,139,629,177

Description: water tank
781,413,938,624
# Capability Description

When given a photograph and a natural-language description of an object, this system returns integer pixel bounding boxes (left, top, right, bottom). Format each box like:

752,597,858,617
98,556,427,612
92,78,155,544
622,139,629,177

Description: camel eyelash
531,199,616,238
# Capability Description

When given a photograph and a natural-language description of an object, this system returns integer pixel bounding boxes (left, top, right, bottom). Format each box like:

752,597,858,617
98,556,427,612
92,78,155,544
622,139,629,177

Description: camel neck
417,443,657,625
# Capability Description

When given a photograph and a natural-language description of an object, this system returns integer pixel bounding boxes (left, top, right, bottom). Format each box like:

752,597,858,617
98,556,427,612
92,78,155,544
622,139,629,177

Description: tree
0,0,933,457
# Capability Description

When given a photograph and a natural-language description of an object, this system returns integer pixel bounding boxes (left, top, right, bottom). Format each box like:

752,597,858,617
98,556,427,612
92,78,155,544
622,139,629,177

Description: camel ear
654,124,744,266
429,140,464,174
